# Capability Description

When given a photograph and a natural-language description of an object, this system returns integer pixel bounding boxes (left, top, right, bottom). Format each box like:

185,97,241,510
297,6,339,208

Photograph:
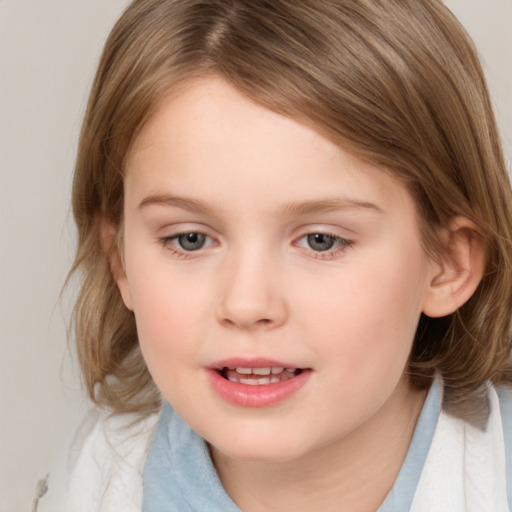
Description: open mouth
208,364,311,406
218,367,304,385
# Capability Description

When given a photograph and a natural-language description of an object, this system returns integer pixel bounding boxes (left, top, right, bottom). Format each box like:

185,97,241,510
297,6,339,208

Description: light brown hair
70,0,512,415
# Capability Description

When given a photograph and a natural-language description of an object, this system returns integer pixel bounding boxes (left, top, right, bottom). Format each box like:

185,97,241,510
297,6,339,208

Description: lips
207,359,311,407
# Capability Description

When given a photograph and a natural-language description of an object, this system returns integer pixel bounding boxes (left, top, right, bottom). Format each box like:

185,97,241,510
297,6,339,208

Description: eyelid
293,228,354,259
172,232,215,247
294,232,352,248
158,225,219,257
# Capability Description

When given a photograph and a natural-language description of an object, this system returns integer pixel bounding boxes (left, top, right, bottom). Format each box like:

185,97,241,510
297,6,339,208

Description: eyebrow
138,194,384,216
138,194,213,215
281,197,384,216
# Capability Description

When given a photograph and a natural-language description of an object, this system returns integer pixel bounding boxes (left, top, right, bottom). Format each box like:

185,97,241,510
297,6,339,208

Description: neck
211,379,427,512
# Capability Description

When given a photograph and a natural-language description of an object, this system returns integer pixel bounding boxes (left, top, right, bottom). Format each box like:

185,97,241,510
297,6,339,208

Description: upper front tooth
234,367,281,375
252,367,271,375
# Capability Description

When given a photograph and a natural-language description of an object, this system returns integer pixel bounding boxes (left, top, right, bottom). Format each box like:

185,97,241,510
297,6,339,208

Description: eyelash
294,232,354,259
159,232,215,258
159,231,354,259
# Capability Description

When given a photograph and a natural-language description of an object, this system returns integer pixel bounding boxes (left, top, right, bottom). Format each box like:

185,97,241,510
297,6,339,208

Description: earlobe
422,217,485,318
101,220,134,311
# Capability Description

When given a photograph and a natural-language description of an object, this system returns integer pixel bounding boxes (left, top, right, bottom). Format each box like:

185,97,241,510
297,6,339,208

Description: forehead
125,76,414,218
128,76,338,169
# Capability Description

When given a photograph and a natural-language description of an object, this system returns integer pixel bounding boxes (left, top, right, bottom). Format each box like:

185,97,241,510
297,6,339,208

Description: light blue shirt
142,379,511,511
376,378,441,511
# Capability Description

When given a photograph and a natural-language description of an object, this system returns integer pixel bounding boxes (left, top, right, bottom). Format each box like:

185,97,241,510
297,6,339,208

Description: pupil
308,233,335,251
178,232,205,251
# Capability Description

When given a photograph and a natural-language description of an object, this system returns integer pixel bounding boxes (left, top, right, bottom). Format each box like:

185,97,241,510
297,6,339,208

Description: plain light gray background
0,1,511,511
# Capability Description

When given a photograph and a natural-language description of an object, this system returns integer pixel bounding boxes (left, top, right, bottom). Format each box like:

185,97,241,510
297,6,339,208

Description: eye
175,232,207,251
295,232,353,256
161,231,215,254
306,233,336,252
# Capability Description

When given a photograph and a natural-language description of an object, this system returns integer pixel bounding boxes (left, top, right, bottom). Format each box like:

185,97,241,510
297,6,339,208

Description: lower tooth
240,378,258,385
227,375,289,385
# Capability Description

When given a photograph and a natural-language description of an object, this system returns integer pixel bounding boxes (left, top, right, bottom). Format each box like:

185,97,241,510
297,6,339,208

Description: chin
208,431,309,463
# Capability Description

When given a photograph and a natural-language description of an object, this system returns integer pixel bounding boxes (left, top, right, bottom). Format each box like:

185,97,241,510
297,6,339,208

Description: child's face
118,76,436,462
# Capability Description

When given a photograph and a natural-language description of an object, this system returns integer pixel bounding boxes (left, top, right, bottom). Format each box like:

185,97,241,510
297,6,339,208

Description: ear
422,217,485,318
101,220,134,311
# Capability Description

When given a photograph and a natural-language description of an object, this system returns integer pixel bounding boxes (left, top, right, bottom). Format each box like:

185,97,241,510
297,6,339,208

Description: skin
114,76,479,511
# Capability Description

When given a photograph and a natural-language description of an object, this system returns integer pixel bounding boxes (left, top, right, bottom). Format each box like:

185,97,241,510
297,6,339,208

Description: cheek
304,243,429,372
132,289,205,408
126,265,209,382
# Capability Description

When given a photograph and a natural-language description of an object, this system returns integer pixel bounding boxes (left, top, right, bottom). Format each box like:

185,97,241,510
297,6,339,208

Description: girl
37,0,512,510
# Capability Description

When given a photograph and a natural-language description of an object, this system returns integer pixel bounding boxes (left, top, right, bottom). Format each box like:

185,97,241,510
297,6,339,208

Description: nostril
220,316,274,329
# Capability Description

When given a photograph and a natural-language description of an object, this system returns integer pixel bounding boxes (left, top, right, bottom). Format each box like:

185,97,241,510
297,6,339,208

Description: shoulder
497,383,512,421
497,384,512,510
35,405,160,512
411,381,511,512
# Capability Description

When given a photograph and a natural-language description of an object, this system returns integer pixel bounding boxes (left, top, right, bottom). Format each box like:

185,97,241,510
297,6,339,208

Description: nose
215,250,288,330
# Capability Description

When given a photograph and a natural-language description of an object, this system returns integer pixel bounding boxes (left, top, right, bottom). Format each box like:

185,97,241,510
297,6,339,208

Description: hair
70,0,512,415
